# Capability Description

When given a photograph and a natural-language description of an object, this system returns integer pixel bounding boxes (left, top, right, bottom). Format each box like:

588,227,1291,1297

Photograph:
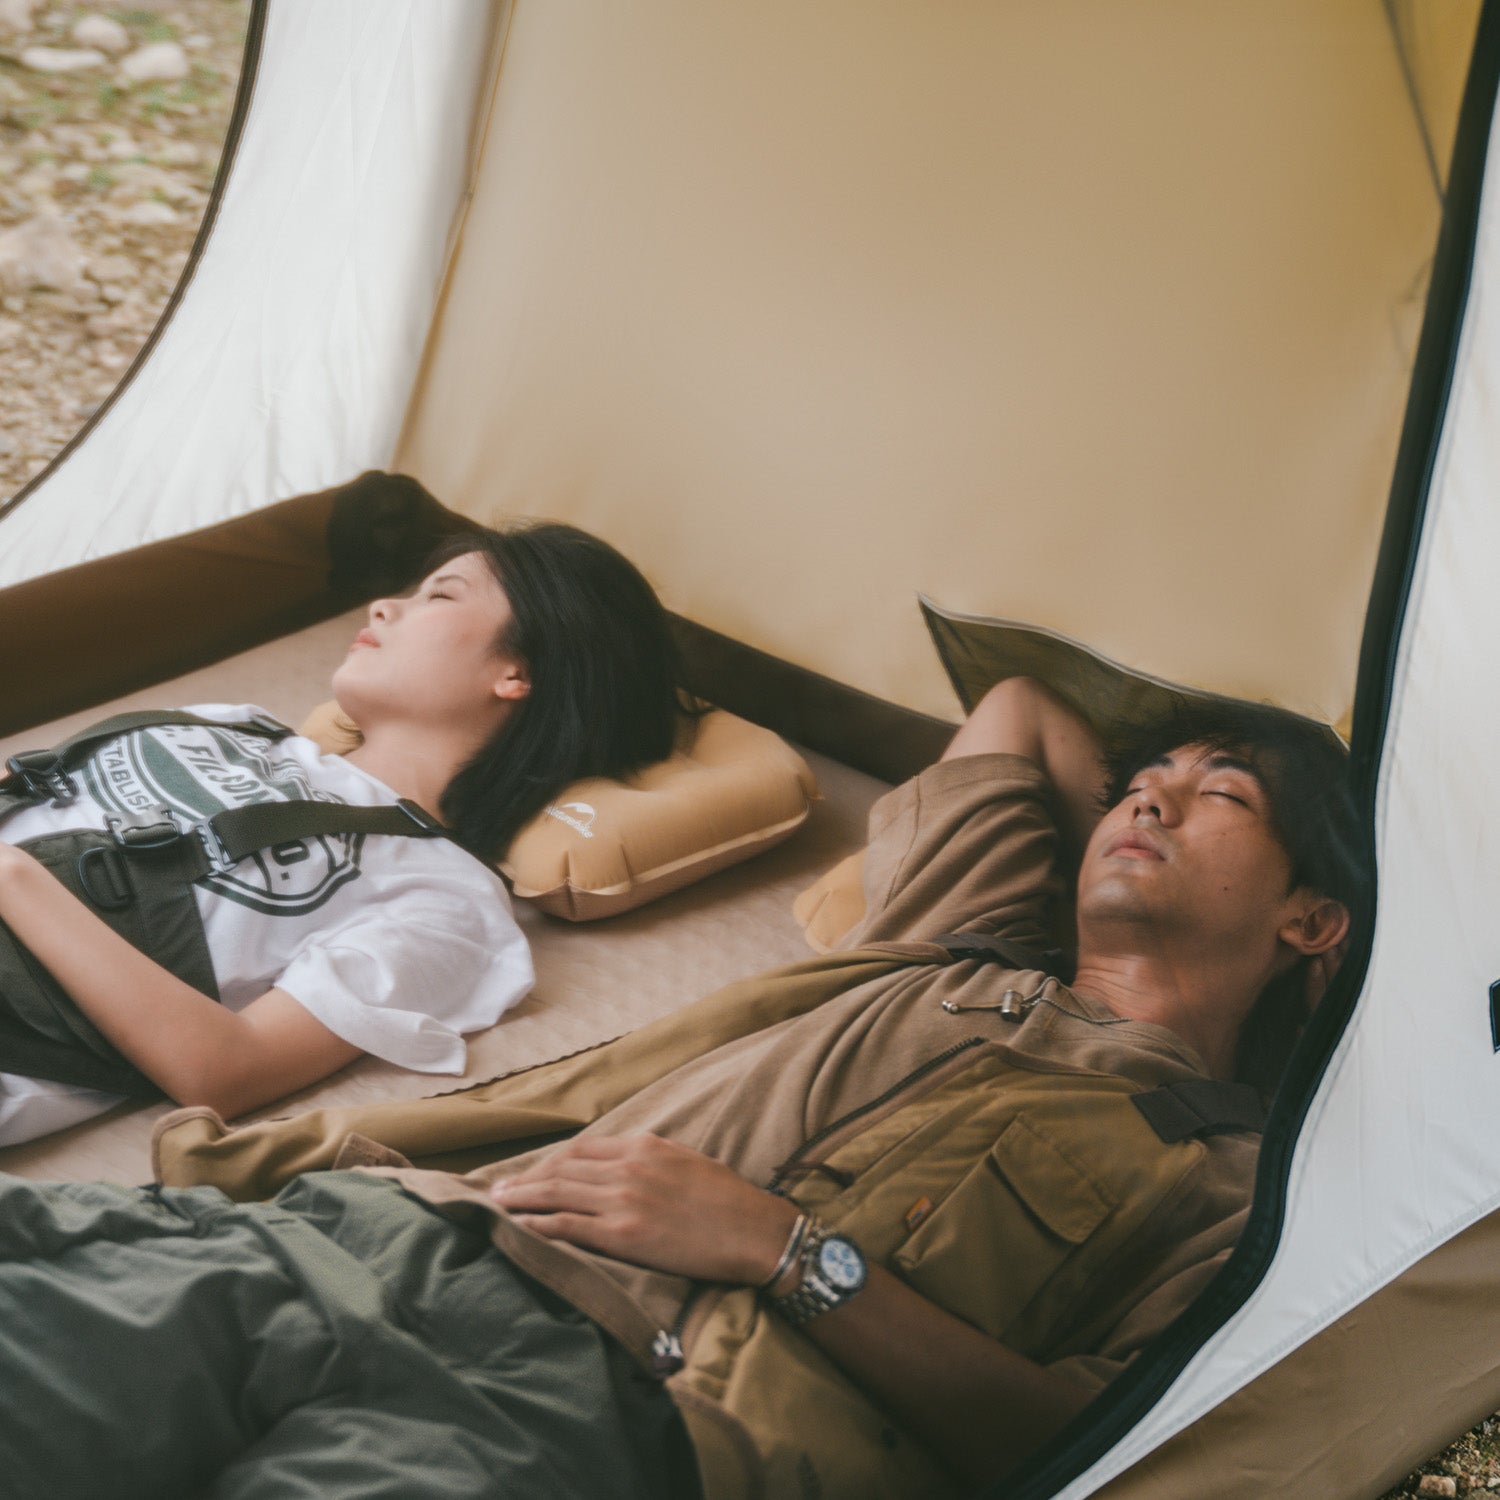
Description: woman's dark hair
426,522,690,860
1103,696,1370,1095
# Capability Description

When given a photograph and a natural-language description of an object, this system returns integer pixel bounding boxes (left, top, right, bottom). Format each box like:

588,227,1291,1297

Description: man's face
1076,742,1300,961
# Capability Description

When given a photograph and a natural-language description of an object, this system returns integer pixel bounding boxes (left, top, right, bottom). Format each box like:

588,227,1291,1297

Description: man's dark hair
1103,697,1370,1094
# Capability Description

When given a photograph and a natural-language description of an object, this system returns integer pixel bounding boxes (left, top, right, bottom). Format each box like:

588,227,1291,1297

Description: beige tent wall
1388,0,1484,187
398,0,1443,725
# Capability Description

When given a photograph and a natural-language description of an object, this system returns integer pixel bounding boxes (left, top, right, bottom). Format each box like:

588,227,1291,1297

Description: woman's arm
0,844,361,1118
943,677,1106,862
492,1134,1095,1483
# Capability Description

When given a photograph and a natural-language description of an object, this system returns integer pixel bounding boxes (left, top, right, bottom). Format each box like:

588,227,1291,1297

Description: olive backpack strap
176,798,453,879
206,797,446,859
0,710,461,868
0,714,460,1097
0,710,294,827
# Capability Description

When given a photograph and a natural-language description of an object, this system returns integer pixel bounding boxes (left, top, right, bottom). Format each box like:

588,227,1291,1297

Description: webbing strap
0,710,293,829
1130,1079,1267,1142
204,799,446,863
931,931,1073,981
32,709,291,764
0,712,454,864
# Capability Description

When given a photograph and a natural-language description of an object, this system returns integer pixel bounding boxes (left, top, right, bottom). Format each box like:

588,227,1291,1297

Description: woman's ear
493,660,531,703
1279,895,1351,958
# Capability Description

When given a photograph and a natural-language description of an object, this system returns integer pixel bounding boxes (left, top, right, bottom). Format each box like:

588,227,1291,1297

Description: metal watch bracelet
764,1217,868,1327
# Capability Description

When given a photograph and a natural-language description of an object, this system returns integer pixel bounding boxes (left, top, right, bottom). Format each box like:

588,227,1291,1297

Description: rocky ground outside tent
0,0,247,502
1384,1425,1500,1497
0,2,1496,1494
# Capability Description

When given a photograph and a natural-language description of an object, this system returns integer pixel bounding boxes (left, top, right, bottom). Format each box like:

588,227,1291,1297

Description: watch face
817,1235,866,1292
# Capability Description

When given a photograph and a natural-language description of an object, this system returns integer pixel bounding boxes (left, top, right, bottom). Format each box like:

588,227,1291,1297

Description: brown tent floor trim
1,489,339,739
671,617,953,783
1096,1204,1500,1499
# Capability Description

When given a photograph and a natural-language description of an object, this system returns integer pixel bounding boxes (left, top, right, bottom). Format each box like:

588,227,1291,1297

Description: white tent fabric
0,0,494,589
1059,82,1500,1499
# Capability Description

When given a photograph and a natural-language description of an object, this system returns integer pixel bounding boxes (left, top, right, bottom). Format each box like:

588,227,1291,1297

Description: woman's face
331,550,529,730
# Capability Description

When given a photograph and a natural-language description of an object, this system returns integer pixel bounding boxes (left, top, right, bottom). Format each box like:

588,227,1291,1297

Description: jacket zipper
765,1034,987,1194
659,1035,989,1371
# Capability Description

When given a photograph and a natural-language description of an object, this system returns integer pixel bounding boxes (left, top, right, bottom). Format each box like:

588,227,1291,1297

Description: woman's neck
343,722,483,820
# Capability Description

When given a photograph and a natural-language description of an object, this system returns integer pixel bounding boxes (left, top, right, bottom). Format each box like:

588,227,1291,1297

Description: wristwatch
768,1218,868,1326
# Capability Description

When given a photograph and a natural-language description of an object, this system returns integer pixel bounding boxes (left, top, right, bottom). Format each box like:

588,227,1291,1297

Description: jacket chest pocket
891,1113,1117,1344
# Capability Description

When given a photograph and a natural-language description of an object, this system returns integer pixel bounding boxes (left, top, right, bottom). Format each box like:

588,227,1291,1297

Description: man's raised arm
943,677,1106,861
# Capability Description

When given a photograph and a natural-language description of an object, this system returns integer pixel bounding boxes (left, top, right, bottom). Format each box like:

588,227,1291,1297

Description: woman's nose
369,596,397,625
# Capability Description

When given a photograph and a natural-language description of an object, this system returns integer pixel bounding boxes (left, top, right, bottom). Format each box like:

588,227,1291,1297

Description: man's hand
489,1134,799,1284
493,1134,1096,1483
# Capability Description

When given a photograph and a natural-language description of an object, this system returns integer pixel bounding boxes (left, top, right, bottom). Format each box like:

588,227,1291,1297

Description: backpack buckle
396,798,444,835
192,819,236,874
4,750,77,807
106,810,231,877
105,809,185,853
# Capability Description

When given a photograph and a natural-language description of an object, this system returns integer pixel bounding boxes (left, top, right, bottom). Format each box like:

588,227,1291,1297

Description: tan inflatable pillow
792,850,867,953
299,701,818,920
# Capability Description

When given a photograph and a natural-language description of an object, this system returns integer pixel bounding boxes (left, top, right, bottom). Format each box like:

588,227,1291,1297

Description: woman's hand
489,1134,799,1285
0,843,359,1117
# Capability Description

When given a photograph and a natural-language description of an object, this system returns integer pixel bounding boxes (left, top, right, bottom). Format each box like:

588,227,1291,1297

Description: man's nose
1131,785,1179,826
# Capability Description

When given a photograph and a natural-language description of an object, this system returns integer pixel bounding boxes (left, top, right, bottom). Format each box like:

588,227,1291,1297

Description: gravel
0,0,248,501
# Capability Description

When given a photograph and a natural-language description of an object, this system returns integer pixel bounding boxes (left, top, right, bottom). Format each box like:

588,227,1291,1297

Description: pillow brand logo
545,801,597,839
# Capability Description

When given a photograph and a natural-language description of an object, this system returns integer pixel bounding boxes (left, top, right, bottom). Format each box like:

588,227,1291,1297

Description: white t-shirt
0,705,534,1146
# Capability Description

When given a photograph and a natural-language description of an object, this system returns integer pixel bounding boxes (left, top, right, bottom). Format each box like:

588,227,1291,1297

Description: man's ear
1278,895,1350,958
493,660,531,703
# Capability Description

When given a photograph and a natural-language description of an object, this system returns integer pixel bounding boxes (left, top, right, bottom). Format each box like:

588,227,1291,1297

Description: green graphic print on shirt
81,725,365,917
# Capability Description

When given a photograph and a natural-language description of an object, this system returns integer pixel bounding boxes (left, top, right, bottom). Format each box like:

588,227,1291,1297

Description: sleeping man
0,677,1363,1500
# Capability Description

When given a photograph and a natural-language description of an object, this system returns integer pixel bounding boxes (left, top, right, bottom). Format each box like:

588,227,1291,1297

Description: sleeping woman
0,521,685,1146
